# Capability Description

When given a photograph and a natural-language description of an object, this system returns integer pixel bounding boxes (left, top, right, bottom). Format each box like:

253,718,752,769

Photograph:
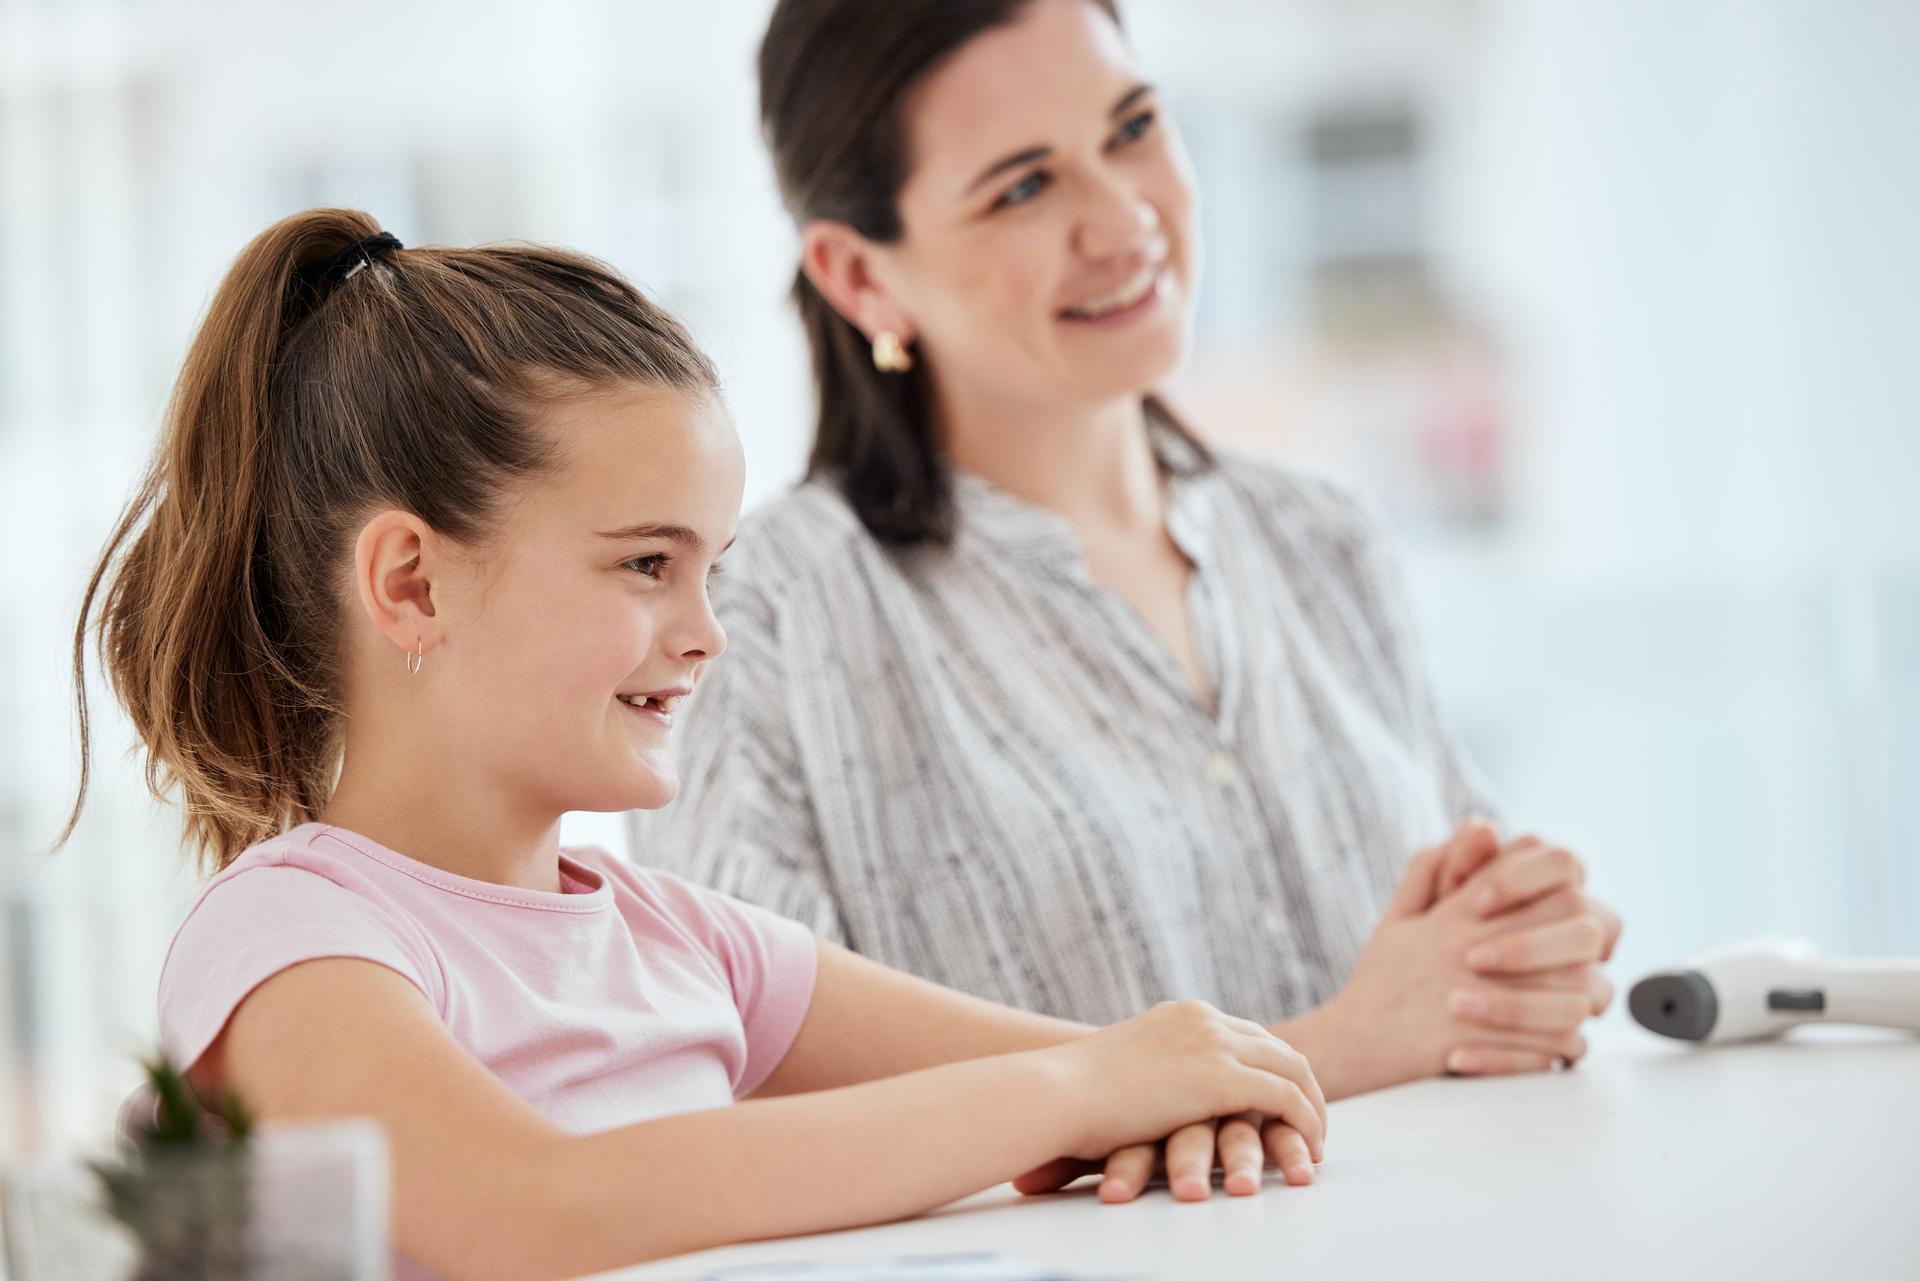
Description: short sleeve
643,870,820,1099
158,865,438,1074
632,571,850,945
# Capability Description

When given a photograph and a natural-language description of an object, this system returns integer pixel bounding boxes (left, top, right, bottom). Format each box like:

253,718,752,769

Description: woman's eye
993,171,1050,210
623,554,668,579
1112,109,1156,146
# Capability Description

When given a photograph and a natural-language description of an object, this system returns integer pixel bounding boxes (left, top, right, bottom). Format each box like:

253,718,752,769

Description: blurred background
2,0,1916,1172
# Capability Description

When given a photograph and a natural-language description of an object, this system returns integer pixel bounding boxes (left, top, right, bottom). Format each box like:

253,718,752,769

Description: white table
586,1027,1920,1280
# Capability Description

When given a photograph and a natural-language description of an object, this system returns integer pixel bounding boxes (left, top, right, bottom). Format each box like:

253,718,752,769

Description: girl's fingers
1464,842,1583,917
1217,1115,1265,1197
1165,1120,1218,1202
1261,1121,1316,1186
1231,1033,1328,1153
1234,1069,1324,1162
1465,913,1610,974
1448,984,1592,1034
1096,1144,1159,1205
1014,1156,1098,1197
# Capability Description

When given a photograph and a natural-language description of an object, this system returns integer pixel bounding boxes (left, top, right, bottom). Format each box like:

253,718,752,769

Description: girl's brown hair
759,0,1211,545
59,208,717,872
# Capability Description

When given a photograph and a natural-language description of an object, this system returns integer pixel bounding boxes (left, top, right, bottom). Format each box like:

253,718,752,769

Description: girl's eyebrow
594,523,736,554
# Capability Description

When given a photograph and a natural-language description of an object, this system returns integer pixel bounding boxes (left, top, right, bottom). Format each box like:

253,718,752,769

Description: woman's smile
1059,260,1170,326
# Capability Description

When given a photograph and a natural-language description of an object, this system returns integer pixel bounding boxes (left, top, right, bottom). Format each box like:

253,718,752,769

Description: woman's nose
1076,170,1159,262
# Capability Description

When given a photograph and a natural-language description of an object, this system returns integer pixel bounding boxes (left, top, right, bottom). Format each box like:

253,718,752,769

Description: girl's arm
745,938,1091,1097
209,955,1323,1281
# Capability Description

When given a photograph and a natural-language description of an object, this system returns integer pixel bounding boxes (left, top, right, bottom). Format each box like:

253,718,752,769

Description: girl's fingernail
1473,885,1499,912
1287,1163,1313,1184
1174,1175,1209,1201
1448,1048,1480,1072
1465,945,1499,969
1449,989,1491,1017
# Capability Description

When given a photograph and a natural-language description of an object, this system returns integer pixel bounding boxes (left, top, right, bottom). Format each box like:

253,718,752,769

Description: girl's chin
568,764,679,814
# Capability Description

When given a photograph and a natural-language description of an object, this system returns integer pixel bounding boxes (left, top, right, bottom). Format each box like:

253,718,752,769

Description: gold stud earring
872,329,914,373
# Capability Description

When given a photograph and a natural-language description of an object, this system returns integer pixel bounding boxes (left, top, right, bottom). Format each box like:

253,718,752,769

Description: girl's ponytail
61,210,387,869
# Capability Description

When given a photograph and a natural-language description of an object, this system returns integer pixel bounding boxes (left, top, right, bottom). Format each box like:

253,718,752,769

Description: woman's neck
321,722,565,894
937,385,1165,536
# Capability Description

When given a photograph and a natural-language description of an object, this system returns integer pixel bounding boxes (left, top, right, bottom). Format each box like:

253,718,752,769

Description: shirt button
1206,750,1240,786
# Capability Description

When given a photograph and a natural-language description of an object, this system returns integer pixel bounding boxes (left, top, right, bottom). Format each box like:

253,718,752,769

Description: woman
639,0,1621,1121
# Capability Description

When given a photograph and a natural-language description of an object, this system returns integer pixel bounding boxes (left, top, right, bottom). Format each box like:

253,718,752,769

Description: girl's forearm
510,1048,1076,1280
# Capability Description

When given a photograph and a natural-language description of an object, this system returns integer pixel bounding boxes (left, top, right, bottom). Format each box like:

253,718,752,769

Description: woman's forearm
1266,996,1379,1102
515,1049,1075,1279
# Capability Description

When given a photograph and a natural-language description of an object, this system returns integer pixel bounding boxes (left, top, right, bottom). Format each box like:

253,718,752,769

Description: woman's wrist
1266,992,1390,1103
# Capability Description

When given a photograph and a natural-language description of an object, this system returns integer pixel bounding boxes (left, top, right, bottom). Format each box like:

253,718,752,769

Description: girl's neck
321,732,565,894
936,386,1165,535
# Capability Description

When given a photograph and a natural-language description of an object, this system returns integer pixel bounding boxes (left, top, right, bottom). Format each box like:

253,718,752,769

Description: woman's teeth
1063,265,1160,320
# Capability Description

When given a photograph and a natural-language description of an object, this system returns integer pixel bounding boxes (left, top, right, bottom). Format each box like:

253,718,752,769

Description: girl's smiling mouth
616,688,689,726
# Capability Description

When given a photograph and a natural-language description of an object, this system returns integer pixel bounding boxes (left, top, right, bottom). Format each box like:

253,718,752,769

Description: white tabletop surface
584,1026,1920,1281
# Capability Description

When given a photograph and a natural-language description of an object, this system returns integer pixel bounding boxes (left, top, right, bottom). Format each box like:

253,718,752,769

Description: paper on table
692,1252,1132,1280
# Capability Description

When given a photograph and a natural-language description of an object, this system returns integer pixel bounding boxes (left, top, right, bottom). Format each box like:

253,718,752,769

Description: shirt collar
949,420,1219,574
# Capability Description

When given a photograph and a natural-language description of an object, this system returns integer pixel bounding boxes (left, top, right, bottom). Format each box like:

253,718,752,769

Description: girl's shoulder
158,825,446,1073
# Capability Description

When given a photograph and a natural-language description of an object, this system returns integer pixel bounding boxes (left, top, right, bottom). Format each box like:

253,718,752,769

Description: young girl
60,209,1330,1281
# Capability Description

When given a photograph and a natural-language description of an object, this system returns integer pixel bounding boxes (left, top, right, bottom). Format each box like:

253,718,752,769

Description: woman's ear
800,220,915,345
351,510,444,662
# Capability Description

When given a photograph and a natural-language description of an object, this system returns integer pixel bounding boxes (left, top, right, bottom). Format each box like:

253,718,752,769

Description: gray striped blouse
630,433,1496,1026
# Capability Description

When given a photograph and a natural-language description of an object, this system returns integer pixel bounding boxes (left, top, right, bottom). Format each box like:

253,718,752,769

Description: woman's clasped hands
1327,820,1623,1094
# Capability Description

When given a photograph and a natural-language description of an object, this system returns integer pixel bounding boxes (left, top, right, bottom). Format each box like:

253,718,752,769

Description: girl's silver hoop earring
406,639,424,677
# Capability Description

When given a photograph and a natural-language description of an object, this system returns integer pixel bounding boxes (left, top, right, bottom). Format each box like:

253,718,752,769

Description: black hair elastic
322,231,403,284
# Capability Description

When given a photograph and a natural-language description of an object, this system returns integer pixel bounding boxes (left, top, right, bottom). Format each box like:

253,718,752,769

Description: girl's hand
1035,1000,1327,1170
1013,1114,1317,1203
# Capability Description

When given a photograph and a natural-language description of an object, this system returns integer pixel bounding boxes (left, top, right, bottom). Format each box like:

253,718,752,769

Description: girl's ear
351,510,444,661
800,220,916,345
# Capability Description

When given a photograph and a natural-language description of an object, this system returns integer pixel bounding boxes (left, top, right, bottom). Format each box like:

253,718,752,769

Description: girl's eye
1112,109,1156,147
623,553,669,579
993,171,1050,211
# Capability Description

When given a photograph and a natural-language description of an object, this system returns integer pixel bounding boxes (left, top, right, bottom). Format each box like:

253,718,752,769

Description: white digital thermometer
1628,936,1920,1043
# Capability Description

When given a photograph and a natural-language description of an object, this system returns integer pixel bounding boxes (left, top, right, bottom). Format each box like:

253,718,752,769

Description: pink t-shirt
159,821,818,1135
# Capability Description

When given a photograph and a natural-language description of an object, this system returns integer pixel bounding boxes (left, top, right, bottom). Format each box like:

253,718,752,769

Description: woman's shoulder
718,475,890,608
1205,447,1385,550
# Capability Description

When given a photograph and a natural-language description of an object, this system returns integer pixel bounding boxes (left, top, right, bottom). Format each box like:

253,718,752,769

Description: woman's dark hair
759,0,1210,545
59,208,717,871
